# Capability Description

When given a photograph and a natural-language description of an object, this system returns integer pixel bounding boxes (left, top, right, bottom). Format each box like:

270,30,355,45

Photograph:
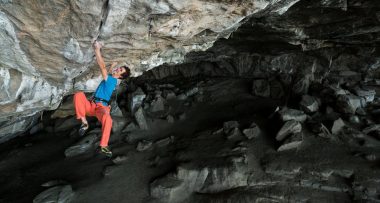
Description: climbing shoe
78,123,89,136
100,146,113,158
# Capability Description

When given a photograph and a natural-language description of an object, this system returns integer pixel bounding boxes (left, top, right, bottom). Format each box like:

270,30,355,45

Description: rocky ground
0,72,379,203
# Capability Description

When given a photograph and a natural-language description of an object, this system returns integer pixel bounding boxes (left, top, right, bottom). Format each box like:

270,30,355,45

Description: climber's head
112,65,130,79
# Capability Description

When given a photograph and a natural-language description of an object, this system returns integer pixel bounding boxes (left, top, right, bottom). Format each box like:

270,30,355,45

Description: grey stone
185,87,199,97
329,85,350,96
33,185,74,203
226,127,244,140
64,134,97,157
270,80,285,99
150,163,249,203
0,114,40,143
163,90,176,100
177,93,187,100
252,79,270,97
353,87,376,103
135,107,149,130
155,136,174,148
150,176,183,203
363,124,380,134
129,87,146,114
136,140,153,152
365,154,378,161
159,84,175,89
292,75,311,95
278,133,303,151
212,128,223,135
318,123,332,138
103,165,117,176
276,120,302,141
356,108,367,116
150,95,166,112
122,122,138,133
337,94,366,114
331,118,345,135
54,117,80,132
41,180,68,187
223,121,239,134
179,113,186,121
300,95,319,113
30,123,44,135
166,115,175,123
112,155,129,165
242,123,261,139
277,141,302,151
279,108,307,122
110,101,123,117
112,116,128,133
148,156,161,167
348,115,360,124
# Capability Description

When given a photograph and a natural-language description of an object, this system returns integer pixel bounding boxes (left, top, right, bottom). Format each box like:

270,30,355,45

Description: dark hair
120,66,130,79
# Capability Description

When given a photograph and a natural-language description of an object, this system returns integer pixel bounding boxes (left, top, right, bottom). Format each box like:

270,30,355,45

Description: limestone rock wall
0,0,299,141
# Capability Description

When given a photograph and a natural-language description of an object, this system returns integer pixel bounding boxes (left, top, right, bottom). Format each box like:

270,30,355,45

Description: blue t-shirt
94,74,117,106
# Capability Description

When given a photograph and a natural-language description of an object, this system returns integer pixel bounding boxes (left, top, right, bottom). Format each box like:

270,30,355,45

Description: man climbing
73,41,130,157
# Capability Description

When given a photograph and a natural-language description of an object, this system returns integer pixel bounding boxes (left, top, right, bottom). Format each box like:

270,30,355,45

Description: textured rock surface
0,0,300,142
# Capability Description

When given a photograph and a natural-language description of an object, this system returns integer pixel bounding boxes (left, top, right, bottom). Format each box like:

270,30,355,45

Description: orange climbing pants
73,92,112,147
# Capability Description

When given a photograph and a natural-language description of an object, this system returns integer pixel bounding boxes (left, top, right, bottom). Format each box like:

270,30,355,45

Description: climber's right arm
93,41,108,81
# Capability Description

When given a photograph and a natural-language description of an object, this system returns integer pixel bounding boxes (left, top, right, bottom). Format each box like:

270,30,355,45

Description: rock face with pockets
0,0,300,142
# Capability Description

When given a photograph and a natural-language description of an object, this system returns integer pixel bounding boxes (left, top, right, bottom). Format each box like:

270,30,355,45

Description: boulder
150,163,248,203
163,90,176,100
336,94,366,114
135,107,149,130
363,124,380,135
252,79,270,97
177,93,188,100
136,140,153,152
276,120,302,141
41,180,68,187
279,108,307,122
223,121,239,134
122,122,139,133
155,136,174,148
110,101,124,117
30,123,44,135
179,113,186,121
51,95,75,118
103,165,117,176
64,133,97,157
54,117,80,132
300,95,319,113
226,127,244,140
112,155,129,165
185,87,199,97
348,115,360,124
129,87,146,114
331,118,345,135
150,95,166,112
166,115,175,123
270,80,285,99
33,185,74,203
112,116,128,133
278,133,303,151
242,122,261,139
352,87,376,103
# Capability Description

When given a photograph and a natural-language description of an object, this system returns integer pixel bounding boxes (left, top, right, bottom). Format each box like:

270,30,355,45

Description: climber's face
112,66,123,74
112,66,128,79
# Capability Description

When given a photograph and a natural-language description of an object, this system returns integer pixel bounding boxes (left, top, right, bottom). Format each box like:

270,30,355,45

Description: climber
73,40,130,157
